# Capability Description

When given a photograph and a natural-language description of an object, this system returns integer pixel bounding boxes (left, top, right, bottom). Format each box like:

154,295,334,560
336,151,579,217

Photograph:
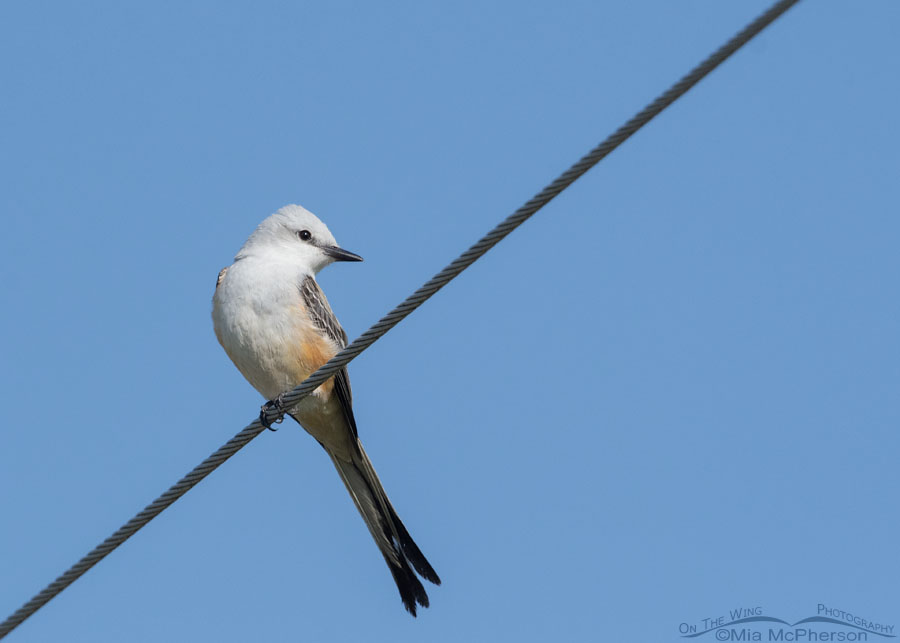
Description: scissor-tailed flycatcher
212,204,440,615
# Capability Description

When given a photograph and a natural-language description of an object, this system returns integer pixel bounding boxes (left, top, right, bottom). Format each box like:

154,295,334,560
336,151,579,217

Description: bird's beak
323,245,364,262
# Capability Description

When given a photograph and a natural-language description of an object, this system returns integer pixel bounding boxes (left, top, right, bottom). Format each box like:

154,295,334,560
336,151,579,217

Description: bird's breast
212,265,338,401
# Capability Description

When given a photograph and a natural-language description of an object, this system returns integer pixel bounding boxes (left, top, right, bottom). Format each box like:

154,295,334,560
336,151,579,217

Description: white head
236,204,363,274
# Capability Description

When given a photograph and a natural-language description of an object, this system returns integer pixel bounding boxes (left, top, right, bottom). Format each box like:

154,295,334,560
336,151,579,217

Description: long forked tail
327,442,440,616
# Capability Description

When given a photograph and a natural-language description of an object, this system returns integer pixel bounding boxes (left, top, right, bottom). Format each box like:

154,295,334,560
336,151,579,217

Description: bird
212,204,440,615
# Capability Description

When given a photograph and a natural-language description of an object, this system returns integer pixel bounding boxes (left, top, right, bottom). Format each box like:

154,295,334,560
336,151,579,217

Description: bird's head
237,204,363,273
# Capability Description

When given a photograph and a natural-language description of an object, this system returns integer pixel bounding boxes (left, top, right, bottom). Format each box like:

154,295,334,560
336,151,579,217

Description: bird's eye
298,230,312,241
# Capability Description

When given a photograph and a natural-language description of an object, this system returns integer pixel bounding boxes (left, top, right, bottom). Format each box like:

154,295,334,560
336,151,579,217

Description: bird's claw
260,393,287,431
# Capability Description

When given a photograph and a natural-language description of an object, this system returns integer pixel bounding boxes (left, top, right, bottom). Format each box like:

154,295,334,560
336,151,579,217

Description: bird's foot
259,393,287,431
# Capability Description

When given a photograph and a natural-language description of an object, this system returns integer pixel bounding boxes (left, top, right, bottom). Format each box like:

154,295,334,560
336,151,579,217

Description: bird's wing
299,278,440,615
215,266,227,290
298,276,358,438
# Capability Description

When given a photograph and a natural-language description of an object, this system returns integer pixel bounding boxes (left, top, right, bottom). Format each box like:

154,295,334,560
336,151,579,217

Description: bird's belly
214,297,337,402
291,394,355,459
213,281,352,456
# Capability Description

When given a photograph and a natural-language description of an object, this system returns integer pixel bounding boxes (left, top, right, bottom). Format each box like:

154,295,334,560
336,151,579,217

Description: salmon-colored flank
287,305,338,397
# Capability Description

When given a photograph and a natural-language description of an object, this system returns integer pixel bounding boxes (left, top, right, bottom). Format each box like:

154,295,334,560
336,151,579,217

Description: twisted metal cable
0,0,800,637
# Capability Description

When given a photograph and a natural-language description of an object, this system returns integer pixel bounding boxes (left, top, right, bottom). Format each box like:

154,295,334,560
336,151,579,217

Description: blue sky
1,1,898,641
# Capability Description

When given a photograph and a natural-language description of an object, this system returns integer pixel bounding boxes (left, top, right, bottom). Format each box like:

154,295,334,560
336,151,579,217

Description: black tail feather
387,504,441,586
326,444,439,615
385,553,429,616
